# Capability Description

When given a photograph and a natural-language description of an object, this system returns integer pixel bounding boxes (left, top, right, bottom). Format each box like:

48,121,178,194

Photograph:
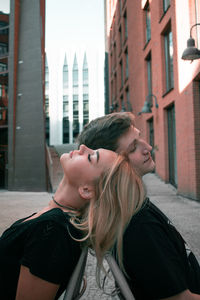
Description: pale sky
0,0,105,50
45,0,105,51
1,0,10,13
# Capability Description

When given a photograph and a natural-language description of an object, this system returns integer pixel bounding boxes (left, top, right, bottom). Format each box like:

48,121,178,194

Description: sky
0,0,105,51
45,0,105,52
1,0,10,13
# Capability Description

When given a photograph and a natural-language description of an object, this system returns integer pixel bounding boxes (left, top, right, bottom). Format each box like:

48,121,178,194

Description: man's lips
144,156,152,163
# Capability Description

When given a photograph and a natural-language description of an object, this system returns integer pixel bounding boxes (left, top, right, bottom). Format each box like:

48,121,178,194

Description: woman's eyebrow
96,150,99,163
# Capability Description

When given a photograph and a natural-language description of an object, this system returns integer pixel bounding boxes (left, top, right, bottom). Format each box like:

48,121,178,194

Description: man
77,112,200,300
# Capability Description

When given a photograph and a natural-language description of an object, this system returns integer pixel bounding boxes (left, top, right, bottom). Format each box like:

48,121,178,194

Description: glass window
145,4,151,43
83,69,88,83
0,22,9,35
0,43,8,55
63,66,68,89
126,88,132,111
163,0,170,13
83,94,88,101
125,49,129,79
146,53,152,96
195,0,200,48
0,63,7,72
120,60,123,87
124,11,128,40
119,26,122,49
164,28,174,91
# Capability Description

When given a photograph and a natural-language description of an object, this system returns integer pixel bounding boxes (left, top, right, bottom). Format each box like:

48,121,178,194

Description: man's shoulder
125,198,169,233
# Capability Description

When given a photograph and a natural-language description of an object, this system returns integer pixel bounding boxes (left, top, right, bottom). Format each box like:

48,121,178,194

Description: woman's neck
50,177,85,212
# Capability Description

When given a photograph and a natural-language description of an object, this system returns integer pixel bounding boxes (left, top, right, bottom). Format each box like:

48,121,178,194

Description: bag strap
105,253,136,300
63,247,88,300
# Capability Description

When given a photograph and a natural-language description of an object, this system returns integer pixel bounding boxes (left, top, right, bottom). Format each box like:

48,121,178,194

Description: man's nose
142,141,152,153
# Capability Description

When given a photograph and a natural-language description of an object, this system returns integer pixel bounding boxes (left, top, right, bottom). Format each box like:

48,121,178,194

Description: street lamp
181,23,200,61
138,94,158,115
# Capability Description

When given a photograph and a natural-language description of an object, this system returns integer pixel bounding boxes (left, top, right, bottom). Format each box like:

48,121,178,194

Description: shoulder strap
63,247,88,300
105,253,136,300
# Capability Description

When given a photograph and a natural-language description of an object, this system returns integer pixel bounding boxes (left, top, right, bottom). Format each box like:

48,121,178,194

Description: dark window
146,53,152,96
145,4,151,43
163,0,170,13
120,60,123,88
125,49,129,79
164,28,174,92
124,11,128,40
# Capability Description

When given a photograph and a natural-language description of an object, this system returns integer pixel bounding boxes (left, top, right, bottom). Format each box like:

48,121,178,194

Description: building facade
0,11,9,188
6,0,47,191
105,0,200,200
46,48,105,145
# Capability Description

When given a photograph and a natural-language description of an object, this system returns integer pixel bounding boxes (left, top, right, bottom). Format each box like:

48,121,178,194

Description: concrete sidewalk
0,173,200,299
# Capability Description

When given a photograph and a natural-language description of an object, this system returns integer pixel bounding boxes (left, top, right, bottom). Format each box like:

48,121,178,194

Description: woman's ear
78,185,95,200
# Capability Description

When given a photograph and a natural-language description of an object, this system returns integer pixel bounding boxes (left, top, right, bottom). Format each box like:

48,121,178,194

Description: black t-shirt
122,199,200,299
0,208,82,300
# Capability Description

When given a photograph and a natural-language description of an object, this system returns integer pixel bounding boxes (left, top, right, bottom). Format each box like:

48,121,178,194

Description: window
148,118,155,163
126,88,132,111
125,48,129,79
163,0,170,13
0,22,9,35
146,53,152,96
195,0,200,48
120,96,126,111
82,53,88,85
120,60,123,87
0,63,7,72
63,95,69,117
119,26,122,50
164,27,174,92
119,0,122,16
0,43,8,55
124,11,128,41
73,55,79,86
114,42,117,67
63,65,68,89
145,4,151,43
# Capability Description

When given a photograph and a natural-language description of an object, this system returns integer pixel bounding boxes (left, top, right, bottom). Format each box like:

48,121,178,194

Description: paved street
0,153,200,299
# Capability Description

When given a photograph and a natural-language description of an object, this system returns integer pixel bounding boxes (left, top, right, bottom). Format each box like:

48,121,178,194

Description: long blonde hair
70,154,145,278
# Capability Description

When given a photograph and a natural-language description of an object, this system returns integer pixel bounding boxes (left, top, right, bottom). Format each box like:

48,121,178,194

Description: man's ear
78,185,95,200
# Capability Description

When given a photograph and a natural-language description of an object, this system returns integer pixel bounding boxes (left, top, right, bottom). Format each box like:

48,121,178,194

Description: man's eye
88,154,91,162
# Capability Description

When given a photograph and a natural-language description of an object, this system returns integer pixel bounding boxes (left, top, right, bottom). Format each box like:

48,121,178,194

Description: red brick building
0,12,9,188
105,0,200,200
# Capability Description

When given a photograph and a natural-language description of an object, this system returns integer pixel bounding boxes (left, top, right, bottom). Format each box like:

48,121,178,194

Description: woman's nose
79,144,92,154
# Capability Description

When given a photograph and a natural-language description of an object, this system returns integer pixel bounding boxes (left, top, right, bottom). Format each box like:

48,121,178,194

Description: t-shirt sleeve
21,220,76,284
123,220,188,299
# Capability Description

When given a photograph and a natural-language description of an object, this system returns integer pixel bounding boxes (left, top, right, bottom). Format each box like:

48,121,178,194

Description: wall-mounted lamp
138,94,158,115
181,23,200,61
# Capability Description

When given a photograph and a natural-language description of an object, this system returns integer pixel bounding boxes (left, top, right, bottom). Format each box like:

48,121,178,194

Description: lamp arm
190,23,200,38
148,94,159,108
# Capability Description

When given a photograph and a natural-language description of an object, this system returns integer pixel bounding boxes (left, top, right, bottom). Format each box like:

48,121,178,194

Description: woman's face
60,144,117,186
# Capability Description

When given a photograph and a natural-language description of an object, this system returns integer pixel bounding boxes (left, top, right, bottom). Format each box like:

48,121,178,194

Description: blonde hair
70,154,145,281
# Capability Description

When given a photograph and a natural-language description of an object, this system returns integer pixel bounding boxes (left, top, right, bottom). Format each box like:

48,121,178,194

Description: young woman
0,144,145,300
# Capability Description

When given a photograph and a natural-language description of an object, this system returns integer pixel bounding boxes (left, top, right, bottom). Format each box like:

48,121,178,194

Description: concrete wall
8,0,47,191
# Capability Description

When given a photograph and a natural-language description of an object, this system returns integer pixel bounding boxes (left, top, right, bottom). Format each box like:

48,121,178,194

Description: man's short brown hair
77,112,135,151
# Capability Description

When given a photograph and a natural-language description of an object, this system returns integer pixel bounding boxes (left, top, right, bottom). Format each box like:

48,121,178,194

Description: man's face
116,125,155,177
